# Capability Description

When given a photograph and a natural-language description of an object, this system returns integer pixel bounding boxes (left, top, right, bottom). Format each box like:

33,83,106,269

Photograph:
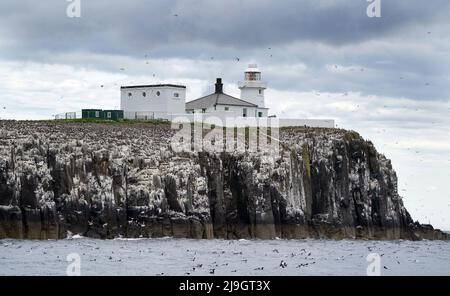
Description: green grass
344,130,361,141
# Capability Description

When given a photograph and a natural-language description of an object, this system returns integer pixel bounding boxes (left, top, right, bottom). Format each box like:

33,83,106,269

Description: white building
185,65,269,119
118,65,335,128
120,84,186,120
185,78,268,118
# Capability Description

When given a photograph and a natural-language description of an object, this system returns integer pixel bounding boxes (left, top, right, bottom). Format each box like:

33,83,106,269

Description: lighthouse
238,64,267,108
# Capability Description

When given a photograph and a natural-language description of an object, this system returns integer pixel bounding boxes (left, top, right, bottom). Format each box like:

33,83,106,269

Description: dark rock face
0,121,447,240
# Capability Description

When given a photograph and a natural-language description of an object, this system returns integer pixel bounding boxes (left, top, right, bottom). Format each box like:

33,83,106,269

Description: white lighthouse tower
238,64,267,108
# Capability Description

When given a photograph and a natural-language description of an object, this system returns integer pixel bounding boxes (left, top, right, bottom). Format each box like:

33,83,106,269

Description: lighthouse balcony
238,81,267,89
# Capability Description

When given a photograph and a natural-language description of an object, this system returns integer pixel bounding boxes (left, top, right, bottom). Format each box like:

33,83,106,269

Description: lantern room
244,64,262,81
238,64,267,108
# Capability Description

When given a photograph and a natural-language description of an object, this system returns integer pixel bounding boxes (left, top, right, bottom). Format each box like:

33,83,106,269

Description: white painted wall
173,115,334,128
238,81,266,108
120,86,186,119
187,104,268,118
277,119,335,128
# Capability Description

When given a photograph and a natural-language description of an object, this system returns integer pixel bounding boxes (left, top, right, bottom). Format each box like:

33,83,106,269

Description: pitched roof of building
186,92,257,110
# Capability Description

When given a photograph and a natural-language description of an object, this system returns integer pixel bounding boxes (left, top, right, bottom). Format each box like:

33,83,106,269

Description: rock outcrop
0,121,447,240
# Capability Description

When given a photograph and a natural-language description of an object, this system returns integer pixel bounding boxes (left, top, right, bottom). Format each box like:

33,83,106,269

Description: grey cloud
0,0,449,101
1,0,449,56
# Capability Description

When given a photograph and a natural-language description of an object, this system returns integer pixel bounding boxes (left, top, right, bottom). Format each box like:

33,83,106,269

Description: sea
1,237,449,276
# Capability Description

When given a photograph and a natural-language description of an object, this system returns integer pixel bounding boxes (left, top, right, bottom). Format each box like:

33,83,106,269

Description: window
107,112,112,118
243,108,247,117
245,72,261,81
258,112,263,117
95,111,100,118
174,92,179,98
224,107,229,111
142,92,146,97
258,89,262,95
128,92,132,97
202,108,206,113
156,91,161,96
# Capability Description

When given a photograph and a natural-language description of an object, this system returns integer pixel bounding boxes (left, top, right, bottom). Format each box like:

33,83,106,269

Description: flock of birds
178,247,320,275
2,239,449,276
0,242,323,275
46,14,435,108
98,45,273,89
85,12,276,91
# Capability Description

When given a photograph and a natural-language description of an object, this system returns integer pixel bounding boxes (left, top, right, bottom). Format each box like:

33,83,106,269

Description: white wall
277,119,335,128
173,115,334,128
240,87,265,108
121,86,185,119
123,111,188,121
187,105,268,118
238,80,267,108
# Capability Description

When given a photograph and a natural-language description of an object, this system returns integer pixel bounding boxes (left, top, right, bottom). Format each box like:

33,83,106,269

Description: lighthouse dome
245,64,260,73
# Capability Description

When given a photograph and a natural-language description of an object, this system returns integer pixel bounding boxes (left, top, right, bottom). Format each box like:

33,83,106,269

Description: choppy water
1,237,449,276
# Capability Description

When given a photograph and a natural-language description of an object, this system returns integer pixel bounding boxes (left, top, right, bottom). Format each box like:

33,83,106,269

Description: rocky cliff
0,121,447,240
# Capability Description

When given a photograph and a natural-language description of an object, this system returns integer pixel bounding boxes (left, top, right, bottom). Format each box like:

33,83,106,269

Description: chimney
215,78,223,93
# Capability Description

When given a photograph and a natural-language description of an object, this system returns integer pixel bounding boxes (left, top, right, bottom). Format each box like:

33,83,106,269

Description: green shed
82,109,103,119
102,110,124,120
82,109,123,120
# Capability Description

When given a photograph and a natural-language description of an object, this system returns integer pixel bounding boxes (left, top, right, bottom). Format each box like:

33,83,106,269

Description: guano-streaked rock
0,121,447,240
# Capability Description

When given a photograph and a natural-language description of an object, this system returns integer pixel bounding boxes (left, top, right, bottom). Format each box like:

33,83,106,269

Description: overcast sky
0,0,449,230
